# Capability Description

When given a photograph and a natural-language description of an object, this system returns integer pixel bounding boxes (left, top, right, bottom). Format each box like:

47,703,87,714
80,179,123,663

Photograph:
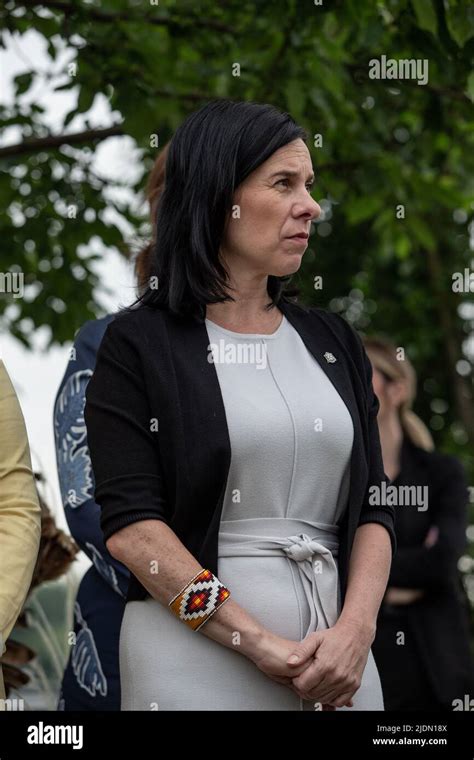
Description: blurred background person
53,143,169,710
0,475,78,709
0,359,41,708
365,336,474,711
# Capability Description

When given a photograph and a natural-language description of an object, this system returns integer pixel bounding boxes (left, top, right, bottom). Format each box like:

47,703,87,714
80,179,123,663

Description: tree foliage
1,0,473,474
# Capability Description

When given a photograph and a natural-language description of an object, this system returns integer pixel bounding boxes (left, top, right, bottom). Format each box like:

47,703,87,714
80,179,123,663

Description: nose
310,198,322,221
295,193,321,223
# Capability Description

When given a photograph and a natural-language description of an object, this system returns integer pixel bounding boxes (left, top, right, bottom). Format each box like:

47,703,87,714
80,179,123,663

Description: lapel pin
323,352,337,363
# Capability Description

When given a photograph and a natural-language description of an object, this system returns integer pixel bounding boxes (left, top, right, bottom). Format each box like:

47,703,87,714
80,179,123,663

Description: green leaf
77,86,96,114
284,80,306,119
63,108,79,128
346,195,384,225
395,234,412,260
412,0,438,36
466,72,474,104
445,3,474,47
14,72,34,96
408,216,436,249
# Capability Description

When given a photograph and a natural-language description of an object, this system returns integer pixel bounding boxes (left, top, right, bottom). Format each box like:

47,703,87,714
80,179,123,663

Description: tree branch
0,125,124,157
0,86,224,158
13,0,234,34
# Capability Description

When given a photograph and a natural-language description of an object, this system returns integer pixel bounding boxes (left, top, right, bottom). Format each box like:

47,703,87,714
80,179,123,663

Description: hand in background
384,524,438,606
385,587,424,604
424,525,439,548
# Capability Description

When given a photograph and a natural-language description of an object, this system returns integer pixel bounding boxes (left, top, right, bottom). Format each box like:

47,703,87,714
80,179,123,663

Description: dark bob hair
128,99,308,322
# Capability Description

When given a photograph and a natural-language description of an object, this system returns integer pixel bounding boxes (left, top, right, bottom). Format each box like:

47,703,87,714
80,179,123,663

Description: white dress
119,315,384,710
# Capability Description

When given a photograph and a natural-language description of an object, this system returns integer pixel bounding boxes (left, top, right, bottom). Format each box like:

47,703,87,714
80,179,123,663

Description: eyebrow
268,170,315,182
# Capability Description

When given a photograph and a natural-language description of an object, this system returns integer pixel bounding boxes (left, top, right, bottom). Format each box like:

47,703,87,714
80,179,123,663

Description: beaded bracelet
168,568,231,631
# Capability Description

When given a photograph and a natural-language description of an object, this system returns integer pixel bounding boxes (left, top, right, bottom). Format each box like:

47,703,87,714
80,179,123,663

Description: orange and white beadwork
168,569,231,631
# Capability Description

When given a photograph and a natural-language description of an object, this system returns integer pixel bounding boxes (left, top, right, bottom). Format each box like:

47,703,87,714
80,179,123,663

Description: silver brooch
324,352,337,363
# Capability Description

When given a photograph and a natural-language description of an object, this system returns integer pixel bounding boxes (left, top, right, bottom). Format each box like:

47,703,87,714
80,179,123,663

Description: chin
270,255,304,277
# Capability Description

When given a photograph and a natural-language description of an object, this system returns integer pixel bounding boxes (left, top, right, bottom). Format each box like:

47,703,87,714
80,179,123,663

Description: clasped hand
253,620,374,709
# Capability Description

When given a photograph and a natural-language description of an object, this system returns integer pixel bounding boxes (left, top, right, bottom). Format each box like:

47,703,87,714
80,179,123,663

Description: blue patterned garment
54,315,129,711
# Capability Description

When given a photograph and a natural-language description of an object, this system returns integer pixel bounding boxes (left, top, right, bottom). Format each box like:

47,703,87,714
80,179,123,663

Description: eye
275,178,315,191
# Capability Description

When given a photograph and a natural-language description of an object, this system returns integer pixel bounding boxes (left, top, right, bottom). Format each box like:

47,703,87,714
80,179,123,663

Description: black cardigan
84,298,396,604
372,434,474,705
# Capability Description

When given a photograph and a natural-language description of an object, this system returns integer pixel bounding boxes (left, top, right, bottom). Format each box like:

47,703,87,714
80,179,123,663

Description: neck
207,253,278,322
205,274,280,329
378,413,404,480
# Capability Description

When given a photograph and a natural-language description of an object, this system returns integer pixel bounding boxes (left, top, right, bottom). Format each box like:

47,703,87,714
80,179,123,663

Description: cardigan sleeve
0,361,41,656
84,316,171,544
356,345,397,556
328,311,396,556
388,455,468,591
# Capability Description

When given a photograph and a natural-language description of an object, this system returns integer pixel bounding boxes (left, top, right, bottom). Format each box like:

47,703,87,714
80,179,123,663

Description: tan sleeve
0,360,41,656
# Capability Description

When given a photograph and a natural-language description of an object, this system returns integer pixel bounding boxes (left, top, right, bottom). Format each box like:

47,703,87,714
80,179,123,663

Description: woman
0,360,41,707
85,99,396,711
53,144,169,710
365,336,474,710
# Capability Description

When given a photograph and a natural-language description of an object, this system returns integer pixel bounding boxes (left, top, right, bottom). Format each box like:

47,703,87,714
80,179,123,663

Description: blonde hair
362,336,435,452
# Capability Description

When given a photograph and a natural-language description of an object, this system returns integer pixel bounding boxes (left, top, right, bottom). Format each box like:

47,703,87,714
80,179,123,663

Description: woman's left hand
286,619,375,707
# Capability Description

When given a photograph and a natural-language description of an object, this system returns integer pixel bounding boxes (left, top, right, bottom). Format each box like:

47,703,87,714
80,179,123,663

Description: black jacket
84,298,396,604
373,434,474,706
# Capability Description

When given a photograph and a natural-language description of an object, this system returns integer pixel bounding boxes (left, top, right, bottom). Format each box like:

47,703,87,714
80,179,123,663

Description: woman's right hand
247,629,334,709
250,629,312,685
248,629,351,709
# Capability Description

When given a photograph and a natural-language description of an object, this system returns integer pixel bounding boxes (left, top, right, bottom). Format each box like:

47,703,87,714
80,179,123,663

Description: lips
287,233,309,239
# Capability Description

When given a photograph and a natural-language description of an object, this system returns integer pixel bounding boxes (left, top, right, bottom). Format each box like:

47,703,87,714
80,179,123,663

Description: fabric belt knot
278,533,340,635
282,534,323,563
218,524,340,639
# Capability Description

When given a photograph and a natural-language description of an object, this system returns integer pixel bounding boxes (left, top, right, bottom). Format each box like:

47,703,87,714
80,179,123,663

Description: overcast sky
1,29,141,555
